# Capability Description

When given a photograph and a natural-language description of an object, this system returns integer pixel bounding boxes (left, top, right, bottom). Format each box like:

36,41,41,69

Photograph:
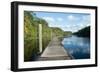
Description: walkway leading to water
38,37,71,61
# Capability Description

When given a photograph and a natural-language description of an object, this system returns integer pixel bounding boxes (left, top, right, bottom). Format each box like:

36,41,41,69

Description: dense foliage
24,11,52,61
24,11,39,61
74,26,90,37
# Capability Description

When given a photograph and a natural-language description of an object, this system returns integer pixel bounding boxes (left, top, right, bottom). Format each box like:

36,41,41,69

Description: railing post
39,24,42,53
51,29,52,40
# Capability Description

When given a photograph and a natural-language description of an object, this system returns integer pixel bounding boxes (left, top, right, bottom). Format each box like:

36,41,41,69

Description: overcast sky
33,11,90,32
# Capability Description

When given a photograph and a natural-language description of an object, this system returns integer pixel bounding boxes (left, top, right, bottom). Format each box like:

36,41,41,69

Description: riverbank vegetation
74,26,90,38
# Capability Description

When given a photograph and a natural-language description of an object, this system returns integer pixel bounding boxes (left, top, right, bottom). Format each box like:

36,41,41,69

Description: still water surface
62,35,90,59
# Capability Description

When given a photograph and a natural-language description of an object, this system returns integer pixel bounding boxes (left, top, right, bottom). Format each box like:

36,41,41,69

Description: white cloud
61,23,90,32
60,26,78,32
65,25,70,28
78,23,84,27
57,18,63,22
67,15,80,22
67,15,75,20
77,23,90,29
42,17,55,22
86,24,90,27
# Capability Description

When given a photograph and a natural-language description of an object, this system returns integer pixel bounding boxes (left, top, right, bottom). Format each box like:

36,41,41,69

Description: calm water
62,35,90,59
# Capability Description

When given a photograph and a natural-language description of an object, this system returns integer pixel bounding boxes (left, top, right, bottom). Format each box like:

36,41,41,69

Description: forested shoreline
73,26,90,38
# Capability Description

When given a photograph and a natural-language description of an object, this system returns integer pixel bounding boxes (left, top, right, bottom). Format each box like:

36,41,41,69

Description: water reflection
62,35,90,59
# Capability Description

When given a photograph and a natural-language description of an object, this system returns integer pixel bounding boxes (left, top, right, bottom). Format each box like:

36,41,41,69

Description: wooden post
51,29,52,40
39,24,42,53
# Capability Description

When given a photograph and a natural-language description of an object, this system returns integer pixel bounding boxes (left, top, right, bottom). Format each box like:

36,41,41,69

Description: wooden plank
39,37,71,60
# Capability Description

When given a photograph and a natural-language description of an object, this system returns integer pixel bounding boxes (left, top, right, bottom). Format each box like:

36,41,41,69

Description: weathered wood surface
38,37,72,61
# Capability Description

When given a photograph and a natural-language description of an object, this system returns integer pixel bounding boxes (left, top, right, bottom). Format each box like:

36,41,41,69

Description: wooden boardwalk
38,37,72,61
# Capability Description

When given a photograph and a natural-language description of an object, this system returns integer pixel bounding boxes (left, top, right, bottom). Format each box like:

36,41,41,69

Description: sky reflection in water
62,35,90,59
